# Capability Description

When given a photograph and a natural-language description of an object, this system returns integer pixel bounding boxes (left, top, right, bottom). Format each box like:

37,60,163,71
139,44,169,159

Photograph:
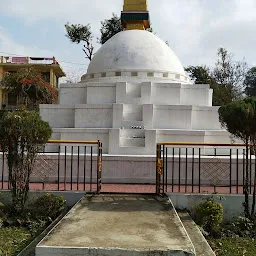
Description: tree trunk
251,169,256,218
8,156,31,214
244,138,250,218
251,145,256,218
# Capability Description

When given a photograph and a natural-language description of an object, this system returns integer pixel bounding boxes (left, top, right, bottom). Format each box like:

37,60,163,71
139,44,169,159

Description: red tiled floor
0,181,251,195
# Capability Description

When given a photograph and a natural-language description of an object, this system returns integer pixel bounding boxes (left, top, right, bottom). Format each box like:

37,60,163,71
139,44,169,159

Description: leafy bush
3,194,66,237
0,196,6,227
1,67,58,110
25,218,48,237
194,197,223,235
224,216,256,238
29,193,66,220
0,110,6,120
0,111,52,213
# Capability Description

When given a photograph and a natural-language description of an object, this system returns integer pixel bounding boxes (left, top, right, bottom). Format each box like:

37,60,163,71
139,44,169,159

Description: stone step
123,104,142,112
120,97,142,104
123,112,142,121
120,129,145,137
126,83,141,97
120,137,145,147
122,120,143,128
123,104,142,121
178,211,216,256
114,146,148,155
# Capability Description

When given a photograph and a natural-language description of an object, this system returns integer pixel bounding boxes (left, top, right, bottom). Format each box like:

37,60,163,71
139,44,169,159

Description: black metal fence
156,143,256,195
0,140,102,193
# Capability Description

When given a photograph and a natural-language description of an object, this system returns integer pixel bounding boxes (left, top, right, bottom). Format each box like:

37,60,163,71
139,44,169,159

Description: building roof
0,56,66,77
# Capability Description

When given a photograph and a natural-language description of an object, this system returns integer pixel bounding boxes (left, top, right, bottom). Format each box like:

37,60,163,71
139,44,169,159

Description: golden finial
121,0,150,30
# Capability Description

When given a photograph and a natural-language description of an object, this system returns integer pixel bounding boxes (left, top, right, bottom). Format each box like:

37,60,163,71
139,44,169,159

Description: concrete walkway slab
178,211,216,256
36,194,195,256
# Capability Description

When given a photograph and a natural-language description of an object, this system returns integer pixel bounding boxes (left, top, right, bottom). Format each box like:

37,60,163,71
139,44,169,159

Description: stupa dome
87,30,185,76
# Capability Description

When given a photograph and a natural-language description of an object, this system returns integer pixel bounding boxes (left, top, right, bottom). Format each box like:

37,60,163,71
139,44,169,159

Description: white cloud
0,0,256,70
0,0,122,34
0,26,87,82
147,0,256,67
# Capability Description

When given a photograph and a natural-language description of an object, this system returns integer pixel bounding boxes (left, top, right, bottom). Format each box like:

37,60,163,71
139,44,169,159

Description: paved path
37,194,195,256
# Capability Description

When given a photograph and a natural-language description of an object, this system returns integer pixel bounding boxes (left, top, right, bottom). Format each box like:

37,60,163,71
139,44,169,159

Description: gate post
97,141,102,194
156,144,162,195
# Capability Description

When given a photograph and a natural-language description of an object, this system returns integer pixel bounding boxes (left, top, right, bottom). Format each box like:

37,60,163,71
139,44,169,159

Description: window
90,74,94,79
131,72,138,77
56,75,59,87
147,72,154,77
7,93,17,106
42,72,50,83
7,71,17,75
115,72,121,77
163,73,168,78
101,72,106,77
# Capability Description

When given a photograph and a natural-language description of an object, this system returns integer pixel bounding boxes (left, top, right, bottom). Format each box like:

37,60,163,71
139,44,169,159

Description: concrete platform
36,194,195,256
178,211,215,256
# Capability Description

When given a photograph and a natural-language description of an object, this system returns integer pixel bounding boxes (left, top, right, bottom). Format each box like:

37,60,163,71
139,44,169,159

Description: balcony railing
0,56,59,65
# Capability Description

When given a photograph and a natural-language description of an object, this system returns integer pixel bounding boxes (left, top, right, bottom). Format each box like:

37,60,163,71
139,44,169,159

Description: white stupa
40,3,231,157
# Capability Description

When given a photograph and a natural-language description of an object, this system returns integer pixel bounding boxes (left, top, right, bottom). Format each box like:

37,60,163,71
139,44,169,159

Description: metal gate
156,142,256,196
0,140,103,193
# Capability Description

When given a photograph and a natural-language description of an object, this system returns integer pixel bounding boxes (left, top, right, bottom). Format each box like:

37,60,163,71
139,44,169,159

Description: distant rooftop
0,56,65,77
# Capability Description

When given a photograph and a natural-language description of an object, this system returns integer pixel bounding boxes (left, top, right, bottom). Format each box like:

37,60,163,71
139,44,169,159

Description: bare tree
64,68,85,84
213,48,248,100
65,23,94,61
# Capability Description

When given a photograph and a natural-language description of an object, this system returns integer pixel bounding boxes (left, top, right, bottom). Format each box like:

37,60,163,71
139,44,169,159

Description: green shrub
29,193,66,220
0,196,5,227
0,110,6,120
224,216,256,238
0,111,52,214
25,218,48,236
3,194,65,235
194,197,223,235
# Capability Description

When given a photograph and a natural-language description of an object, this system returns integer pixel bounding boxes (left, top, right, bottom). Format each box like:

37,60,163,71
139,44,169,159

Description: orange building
0,56,65,109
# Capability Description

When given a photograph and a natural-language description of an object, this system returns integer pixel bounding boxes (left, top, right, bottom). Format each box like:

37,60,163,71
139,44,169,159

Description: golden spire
123,0,148,11
121,0,150,30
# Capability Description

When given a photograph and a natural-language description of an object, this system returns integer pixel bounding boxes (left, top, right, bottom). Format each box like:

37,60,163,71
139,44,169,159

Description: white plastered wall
151,83,181,105
180,84,213,106
59,83,87,105
74,105,113,128
153,105,193,129
191,106,222,130
86,83,116,104
40,105,75,128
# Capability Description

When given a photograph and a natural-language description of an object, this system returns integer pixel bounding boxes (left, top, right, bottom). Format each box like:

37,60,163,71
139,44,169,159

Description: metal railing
0,56,58,65
0,140,102,193
156,142,256,196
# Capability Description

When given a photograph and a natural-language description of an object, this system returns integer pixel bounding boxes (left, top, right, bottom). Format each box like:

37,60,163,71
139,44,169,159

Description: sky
0,0,256,82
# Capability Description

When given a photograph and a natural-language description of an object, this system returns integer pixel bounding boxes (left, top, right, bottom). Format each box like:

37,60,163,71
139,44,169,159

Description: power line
0,51,88,66
60,61,87,66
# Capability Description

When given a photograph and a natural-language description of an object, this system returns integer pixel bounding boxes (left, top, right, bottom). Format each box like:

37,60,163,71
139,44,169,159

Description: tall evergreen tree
99,13,123,44
244,67,256,97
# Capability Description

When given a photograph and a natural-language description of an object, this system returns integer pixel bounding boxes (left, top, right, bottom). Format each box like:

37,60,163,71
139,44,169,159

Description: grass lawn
208,237,256,256
0,227,32,256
